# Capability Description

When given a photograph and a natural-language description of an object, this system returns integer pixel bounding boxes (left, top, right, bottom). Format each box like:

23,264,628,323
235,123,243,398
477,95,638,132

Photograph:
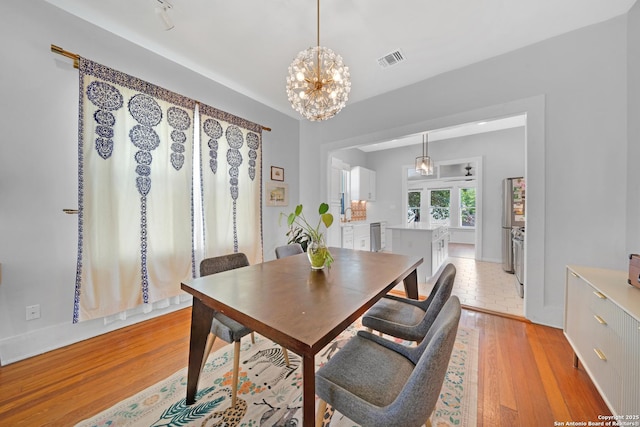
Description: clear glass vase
307,236,329,270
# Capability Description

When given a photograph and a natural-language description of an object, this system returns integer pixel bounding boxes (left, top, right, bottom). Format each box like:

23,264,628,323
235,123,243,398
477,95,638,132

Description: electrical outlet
26,304,40,321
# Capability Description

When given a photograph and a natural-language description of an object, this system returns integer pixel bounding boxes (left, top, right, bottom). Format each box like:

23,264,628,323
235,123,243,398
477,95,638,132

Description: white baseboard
0,300,192,366
480,257,502,264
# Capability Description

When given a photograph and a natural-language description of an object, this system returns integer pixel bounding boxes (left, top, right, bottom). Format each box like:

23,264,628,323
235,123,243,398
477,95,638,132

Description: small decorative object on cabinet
628,253,640,289
564,265,640,416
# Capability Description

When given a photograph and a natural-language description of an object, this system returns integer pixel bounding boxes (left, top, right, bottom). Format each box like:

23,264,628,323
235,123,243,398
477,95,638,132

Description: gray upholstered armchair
315,296,462,427
274,243,304,259
362,263,456,342
199,253,289,407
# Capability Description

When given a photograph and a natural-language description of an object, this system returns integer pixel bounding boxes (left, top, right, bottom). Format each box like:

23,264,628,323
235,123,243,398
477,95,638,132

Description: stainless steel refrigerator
502,177,525,273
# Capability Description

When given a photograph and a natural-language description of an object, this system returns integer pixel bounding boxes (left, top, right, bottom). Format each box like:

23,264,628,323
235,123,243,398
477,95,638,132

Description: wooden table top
182,247,422,356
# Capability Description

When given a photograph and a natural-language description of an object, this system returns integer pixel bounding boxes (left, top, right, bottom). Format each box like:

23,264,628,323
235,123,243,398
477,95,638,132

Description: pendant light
415,133,434,176
155,0,174,31
285,0,351,121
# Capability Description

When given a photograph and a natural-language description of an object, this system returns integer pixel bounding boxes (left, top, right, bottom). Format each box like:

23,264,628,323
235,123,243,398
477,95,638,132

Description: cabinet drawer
589,313,623,369
588,288,612,316
579,341,623,408
588,288,631,340
566,266,640,416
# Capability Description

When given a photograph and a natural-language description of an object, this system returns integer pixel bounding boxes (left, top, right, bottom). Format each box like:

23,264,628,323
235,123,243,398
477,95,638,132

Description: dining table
181,247,422,427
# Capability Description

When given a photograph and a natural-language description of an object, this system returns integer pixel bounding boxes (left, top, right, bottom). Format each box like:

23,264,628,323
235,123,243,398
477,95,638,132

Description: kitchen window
429,189,451,226
408,190,422,223
459,187,476,227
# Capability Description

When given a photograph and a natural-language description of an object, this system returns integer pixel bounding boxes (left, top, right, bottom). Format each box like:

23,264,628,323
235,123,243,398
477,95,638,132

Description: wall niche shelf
408,158,479,183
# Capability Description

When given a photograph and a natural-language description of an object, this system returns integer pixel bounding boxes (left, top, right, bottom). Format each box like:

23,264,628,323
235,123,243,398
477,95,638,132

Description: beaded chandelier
286,0,351,121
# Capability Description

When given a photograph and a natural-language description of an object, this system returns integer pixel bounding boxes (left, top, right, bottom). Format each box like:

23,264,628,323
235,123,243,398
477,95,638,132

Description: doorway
320,95,546,323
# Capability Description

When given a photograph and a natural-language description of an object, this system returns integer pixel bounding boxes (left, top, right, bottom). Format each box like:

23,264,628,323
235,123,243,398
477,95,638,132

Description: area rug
76,321,478,427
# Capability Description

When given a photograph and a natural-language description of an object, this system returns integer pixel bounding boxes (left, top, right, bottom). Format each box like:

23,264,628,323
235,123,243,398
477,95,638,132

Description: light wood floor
0,307,610,426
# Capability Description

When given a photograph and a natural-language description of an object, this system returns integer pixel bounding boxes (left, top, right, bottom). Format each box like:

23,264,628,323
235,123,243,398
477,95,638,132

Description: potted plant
281,203,334,269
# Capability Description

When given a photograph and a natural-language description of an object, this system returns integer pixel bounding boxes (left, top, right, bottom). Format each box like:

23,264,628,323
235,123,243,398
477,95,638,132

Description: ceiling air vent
377,49,405,68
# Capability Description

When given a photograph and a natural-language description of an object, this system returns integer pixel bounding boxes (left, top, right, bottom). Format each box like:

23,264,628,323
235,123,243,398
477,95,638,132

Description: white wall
0,0,300,364
302,15,629,328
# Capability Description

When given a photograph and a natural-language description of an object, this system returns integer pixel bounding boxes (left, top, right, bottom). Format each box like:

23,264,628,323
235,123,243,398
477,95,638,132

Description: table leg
186,298,215,405
302,353,316,427
404,268,419,299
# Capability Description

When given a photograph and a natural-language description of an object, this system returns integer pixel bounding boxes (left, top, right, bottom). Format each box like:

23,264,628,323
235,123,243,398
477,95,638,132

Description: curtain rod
50,44,272,132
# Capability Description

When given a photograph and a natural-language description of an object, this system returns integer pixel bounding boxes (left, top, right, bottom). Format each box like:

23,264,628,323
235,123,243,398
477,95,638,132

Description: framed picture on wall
266,182,289,207
271,166,285,181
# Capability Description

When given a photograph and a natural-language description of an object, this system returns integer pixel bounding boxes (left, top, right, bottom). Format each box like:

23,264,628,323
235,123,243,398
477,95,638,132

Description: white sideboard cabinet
564,265,640,416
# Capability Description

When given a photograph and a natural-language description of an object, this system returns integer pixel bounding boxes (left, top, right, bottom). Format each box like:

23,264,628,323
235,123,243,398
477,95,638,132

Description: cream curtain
74,58,195,322
199,104,263,265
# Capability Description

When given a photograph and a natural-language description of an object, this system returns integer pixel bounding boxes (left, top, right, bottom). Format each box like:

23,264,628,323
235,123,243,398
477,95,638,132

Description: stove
512,227,525,298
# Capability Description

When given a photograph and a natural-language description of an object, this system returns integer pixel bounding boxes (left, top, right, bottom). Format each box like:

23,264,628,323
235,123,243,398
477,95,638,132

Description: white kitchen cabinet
341,225,354,249
351,166,376,201
330,166,341,204
353,223,370,251
564,266,640,416
386,223,448,282
431,227,449,274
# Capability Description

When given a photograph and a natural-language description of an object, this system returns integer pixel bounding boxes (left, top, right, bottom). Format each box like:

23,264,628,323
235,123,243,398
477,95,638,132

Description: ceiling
359,114,526,152
46,0,636,121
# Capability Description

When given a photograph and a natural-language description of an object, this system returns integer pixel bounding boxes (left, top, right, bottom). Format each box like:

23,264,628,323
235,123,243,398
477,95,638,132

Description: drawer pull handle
593,348,607,361
593,291,607,300
594,315,607,325
570,271,579,278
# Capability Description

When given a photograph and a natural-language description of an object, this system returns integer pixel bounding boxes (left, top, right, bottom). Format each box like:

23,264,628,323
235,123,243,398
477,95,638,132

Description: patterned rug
76,321,478,427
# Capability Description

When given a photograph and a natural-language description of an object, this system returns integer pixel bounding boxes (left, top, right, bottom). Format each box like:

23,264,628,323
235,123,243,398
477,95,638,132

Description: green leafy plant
280,203,334,268
285,225,310,252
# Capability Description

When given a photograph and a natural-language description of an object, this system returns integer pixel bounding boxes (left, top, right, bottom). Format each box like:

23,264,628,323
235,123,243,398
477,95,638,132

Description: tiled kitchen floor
431,256,524,318
395,244,525,318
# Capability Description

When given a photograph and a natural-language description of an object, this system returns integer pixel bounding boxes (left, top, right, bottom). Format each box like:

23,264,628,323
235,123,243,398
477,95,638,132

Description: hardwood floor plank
528,321,573,422
495,318,517,411
0,307,611,426
538,324,611,422
479,314,502,426
500,405,519,426
503,316,555,426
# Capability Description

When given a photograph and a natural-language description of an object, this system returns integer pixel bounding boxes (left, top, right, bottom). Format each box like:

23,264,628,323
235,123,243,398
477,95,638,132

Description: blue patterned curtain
74,58,196,322
199,104,263,265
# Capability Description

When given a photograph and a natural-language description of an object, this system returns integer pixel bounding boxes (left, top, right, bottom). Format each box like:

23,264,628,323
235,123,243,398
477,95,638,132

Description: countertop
339,220,386,227
386,223,441,231
339,220,369,227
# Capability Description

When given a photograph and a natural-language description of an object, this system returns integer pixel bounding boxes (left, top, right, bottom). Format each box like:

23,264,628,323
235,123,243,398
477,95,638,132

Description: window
408,191,421,223
459,187,476,227
429,189,451,226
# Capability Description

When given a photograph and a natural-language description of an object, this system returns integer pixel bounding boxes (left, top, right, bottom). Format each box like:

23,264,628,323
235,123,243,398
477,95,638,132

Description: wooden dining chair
274,243,304,259
362,263,456,343
315,296,462,427
199,253,289,407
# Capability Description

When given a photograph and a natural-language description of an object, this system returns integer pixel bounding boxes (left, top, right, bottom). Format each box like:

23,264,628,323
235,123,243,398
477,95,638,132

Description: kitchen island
387,223,449,283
